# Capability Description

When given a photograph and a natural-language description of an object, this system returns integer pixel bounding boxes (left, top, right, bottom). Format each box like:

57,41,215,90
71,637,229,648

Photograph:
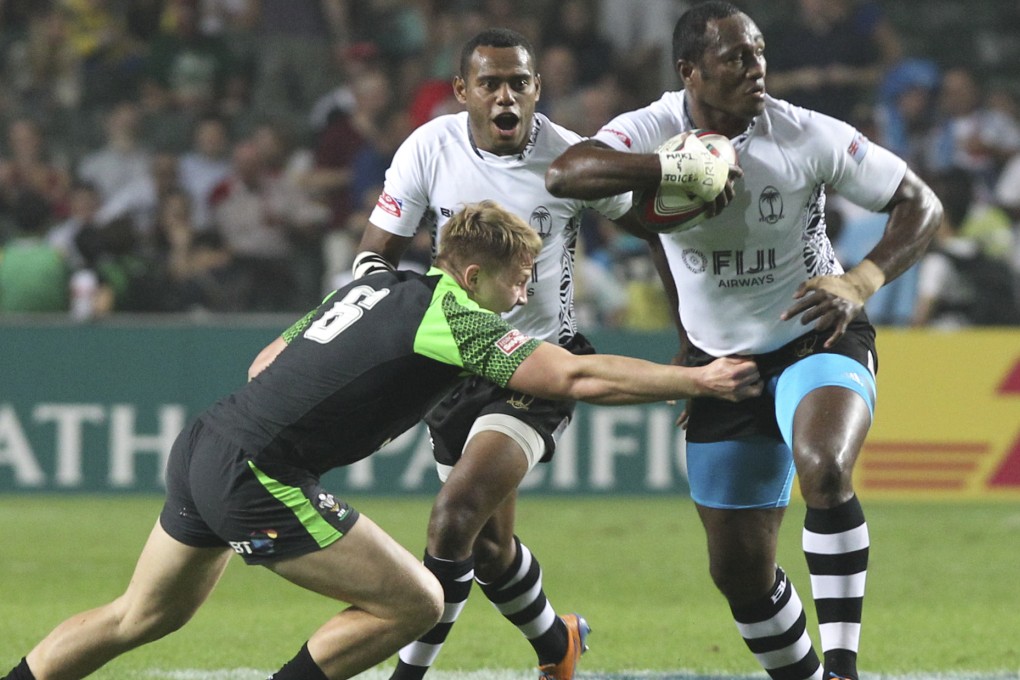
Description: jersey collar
680,90,758,146
466,114,543,163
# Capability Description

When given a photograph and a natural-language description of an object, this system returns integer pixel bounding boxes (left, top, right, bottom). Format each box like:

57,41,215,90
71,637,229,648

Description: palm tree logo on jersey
758,186,783,224
530,206,552,238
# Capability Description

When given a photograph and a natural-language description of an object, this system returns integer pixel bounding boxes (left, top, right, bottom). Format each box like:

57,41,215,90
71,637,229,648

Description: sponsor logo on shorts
496,329,531,355
376,191,402,217
507,393,535,411
317,493,350,521
230,528,278,555
794,335,817,358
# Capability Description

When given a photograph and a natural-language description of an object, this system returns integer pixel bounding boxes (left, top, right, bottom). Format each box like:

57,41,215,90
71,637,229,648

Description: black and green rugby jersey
199,267,541,475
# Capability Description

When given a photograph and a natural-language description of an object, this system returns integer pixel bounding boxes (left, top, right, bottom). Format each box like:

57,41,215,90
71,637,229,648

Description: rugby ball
635,130,737,234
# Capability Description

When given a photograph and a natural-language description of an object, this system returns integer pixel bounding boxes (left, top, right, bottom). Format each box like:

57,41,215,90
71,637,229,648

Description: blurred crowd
0,0,1018,328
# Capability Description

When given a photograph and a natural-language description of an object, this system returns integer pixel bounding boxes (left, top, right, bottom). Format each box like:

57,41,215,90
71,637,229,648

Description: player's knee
708,557,774,606
427,494,484,552
113,596,194,645
796,446,854,503
401,567,444,638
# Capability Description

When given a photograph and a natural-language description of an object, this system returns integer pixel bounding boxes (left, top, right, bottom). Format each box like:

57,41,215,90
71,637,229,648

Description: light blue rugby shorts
686,352,876,509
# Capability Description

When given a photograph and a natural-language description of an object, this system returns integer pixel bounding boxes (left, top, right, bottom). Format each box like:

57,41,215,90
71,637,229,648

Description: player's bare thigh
266,513,442,621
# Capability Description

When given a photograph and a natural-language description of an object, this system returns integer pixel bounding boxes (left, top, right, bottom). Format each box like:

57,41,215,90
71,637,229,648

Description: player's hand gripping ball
635,130,737,233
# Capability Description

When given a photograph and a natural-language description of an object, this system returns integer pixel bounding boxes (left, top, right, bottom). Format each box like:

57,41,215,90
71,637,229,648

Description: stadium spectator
418,7,466,81
12,4,81,126
402,10,466,127
45,181,108,320
0,200,761,680
62,0,146,111
545,4,943,680
248,0,348,127
766,0,903,122
346,0,429,92
579,222,671,330
150,187,235,311
209,138,330,311
597,0,688,102
72,215,166,313
308,68,403,233
472,0,541,51
47,180,102,271
178,114,233,231
406,77,461,129
873,58,941,172
921,65,1020,200
0,189,68,313
535,45,586,133
141,0,237,116
0,117,72,219
539,0,617,88
250,117,340,301
913,167,1020,327
249,118,315,189
76,100,152,203
95,149,182,235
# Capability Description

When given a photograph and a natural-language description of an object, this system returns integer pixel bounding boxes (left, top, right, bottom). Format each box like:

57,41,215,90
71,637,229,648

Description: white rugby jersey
369,111,632,344
594,92,907,356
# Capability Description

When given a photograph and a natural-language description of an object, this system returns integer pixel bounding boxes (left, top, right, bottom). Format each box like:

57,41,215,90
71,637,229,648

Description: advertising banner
1,321,1017,497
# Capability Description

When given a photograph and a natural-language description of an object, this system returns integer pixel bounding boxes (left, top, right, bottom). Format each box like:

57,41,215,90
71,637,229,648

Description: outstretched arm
507,343,762,406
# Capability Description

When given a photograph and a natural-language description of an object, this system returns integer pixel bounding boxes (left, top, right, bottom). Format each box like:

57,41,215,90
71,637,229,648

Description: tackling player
3,202,762,680
545,3,943,680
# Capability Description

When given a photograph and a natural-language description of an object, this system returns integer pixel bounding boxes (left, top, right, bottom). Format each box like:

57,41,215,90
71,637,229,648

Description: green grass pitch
1,495,1018,679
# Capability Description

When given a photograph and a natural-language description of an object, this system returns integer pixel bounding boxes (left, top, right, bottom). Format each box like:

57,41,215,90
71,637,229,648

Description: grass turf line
144,671,1020,679
2,496,1019,678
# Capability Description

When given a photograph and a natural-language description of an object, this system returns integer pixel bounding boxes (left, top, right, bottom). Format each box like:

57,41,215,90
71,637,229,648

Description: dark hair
672,1,743,65
459,28,536,78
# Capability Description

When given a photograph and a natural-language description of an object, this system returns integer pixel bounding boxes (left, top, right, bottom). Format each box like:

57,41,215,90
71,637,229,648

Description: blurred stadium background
1,0,1019,678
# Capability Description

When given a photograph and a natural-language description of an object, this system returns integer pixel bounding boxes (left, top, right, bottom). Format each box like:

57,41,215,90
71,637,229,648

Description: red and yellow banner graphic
859,329,1020,498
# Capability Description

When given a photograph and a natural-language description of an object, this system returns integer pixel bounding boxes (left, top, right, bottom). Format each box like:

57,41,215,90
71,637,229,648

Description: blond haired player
4,202,760,680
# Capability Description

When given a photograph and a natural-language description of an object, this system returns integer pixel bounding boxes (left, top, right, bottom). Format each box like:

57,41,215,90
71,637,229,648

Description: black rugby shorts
159,419,359,565
425,333,595,467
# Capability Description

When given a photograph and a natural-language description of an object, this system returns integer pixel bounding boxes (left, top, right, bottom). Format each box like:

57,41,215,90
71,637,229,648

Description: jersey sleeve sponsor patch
600,127,633,148
376,191,403,217
847,132,870,164
496,329,533,355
